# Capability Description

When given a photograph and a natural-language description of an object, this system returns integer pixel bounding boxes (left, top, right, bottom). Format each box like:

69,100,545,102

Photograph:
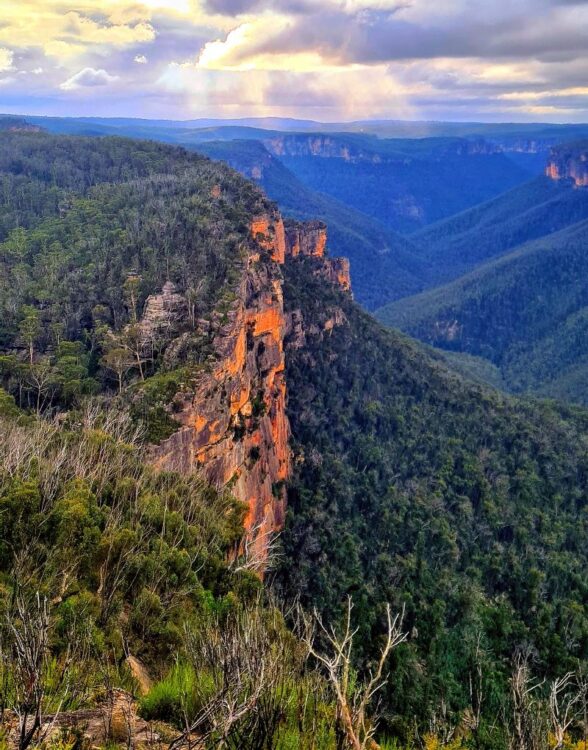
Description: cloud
60,67,119,90
198,4,588,67
0,47,14,73
2,0,588,121
0,5,156,61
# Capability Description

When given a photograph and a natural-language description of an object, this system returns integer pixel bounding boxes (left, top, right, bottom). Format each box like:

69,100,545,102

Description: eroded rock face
139,281,187,344
150,213,350,562
546,144,588,187
284,219,351,294
151,212,289,559
285,219,327,258
323,257,351,293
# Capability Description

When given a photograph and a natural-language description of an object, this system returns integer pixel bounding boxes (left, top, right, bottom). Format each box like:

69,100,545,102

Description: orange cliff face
284,219,352,295
149,212,351,566
284,220,327,258
151,211,290,564
250,215,286,263
546,146,588,187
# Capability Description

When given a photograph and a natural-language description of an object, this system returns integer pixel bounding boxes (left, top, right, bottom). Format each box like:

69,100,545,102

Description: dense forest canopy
0,132,269,423
280,255,588,747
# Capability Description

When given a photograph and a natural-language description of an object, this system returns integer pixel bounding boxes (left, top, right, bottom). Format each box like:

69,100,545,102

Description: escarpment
546,142,588,187
150,212,350,559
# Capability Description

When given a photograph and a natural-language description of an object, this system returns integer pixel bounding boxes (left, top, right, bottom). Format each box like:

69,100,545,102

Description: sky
1,0,588,122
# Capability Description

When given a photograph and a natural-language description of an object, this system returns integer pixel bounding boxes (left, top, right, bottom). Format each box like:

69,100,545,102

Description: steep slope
0,132,292,553
412,174,588,285
279,257,588,741
377,143,588,403
195,139,429,309
376,217,588,401
0,131,353,559
547,139,588,186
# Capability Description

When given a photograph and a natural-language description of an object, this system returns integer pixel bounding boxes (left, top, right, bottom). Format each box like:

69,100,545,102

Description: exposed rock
139,281,188,343
545,142,588,187
151,212,290,561
263,134,500,164
149,212,351,563
4,690,161,749
250,213,286,263
323,307,348,332
284,220,351,294
127,654,153,695
284,219,327,258
285,309,306,349
321,257,351,293
0,117,44,133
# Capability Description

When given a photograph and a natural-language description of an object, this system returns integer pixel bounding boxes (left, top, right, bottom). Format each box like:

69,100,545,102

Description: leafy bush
139,662,213,728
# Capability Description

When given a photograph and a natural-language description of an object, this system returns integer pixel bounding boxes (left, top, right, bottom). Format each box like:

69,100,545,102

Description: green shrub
139,662,214,728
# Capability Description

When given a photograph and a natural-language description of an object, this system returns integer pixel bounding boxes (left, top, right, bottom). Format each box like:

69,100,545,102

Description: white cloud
134,54,148,63
60,67,119,90
0,47,14,73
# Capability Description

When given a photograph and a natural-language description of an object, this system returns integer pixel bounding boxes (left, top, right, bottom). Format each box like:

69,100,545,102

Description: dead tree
169,603,289,750
508,652,547,750
0,593,89,750
549,673,585,749
229,521,282,577
300,597,407,750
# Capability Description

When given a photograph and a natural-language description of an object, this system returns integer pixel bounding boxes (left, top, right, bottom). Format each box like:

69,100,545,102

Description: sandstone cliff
263,134,501,164
546,142,588,187
150,212,350,562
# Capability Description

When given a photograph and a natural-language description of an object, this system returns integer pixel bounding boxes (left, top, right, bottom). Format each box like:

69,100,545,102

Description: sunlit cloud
1,0,588,120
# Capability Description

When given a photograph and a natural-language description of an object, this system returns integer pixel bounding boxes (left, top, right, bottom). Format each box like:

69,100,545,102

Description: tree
508,652,547,750
548,673,585,749
123,274,141,323
169,603,291,750
0,593,89,750
24,357,55,415
100,346,135,393
18,307,40,366
300,597,407,750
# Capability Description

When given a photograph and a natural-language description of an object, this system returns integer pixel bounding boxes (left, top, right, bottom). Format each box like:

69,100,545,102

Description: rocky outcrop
322,257,351,292
284,219,352,294
264,134,501,164
284,219,327,258
546,143,588,187
150,213,350,562
251,214,287,263
2,690,161,749
0,117,44,133
139,280,187,343
151,211,289,560
264,134,381,163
